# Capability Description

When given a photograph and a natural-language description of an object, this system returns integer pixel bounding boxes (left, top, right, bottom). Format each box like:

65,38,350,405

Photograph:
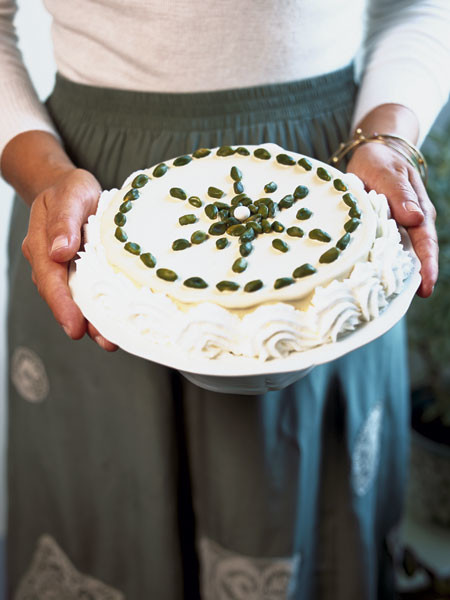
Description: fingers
347,144,438,297
24,199,88,339
87,322,118,352
407,170,438,297
25,206,117,348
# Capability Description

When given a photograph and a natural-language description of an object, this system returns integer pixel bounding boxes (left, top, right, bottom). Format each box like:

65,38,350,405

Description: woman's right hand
22,168,116,350
2,131,117,351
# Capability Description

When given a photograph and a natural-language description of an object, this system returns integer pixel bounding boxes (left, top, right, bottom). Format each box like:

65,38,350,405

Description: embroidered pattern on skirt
11,346,49,403
199,536,301,600
14,535,124,600
351,402,383,496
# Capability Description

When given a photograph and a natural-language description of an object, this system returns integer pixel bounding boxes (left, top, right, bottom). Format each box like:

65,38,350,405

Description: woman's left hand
346,142,438,298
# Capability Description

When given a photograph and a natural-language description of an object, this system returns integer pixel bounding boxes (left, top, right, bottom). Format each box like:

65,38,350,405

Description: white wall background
0,0,56,559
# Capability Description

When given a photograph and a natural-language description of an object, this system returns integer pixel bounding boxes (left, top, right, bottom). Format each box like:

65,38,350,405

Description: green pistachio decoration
216,237,229,249
319,247,340,263
230,166,242,181
309,229,331,243
173,155,192,167
153,163,168,177
170,187,187,200
254,148,271,160
157,268,177,281
276,153,296,166
227,224,246,236
233,181,244,194
257,204,269,218
184,276,208,288
179,214,197,226
216,146,235,157
208,222,228,235
272,238,289,253
131,174,149,188
193,148,211,159
298,157,312,171
232,257,248,273
261,219,272,233
208,186,225,199
271,221,285,233
293,185,309,199
217,280,240,292
296,208,312,220
317,167,331,181
114,213,126,227
349,205,362,219
124,242,141,255
190,230,208,245
336,233,351,250
286,226,304,238
124,188,140,201
264,181,277,193
293,263,317,278
240,228,256,243
119,201,132,213
278,195,295,209
333,178,348,192
247,221,262,234
274,277,295,289
235,146,250,155
188,196,202,207
140,252,157,268
344,218,361,233
172,238,191,251
244,279,263,293
115,227,128,242
239,242,253,257
342,192,358,208
205,204,219,220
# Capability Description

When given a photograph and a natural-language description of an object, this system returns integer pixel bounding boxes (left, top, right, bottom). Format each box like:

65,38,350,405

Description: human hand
347,142,438,298
21,167,118,351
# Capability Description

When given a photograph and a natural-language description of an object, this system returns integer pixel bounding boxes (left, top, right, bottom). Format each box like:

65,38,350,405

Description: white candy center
233,206,251,221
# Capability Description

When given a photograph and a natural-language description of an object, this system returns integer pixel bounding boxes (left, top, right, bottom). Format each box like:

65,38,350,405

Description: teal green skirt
8,66,409,599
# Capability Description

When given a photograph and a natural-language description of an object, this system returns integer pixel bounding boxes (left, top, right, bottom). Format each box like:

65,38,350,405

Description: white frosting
70,144,413,361
99,144,378,309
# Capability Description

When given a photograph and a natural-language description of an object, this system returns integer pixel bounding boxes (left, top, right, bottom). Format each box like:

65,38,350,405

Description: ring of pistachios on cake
112,145,362,294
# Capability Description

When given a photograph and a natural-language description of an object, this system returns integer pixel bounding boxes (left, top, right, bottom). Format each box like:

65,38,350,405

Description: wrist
1,130,76,205
354,103,420,145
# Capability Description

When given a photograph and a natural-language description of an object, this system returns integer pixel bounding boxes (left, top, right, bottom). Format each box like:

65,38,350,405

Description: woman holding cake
1,1,449,598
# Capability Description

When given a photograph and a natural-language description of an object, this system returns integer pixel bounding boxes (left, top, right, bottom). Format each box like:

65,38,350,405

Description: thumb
48,170,101,262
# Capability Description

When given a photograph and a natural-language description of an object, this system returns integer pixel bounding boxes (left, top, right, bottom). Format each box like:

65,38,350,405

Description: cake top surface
98,143,377,309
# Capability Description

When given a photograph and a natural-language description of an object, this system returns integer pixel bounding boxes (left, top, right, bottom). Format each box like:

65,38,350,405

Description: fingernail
403,201,422,214
95,335,108,350
51,235,69,253
63,325,72,338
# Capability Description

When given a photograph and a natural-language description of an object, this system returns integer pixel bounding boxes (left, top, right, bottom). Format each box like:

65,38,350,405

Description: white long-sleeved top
0,0,450,161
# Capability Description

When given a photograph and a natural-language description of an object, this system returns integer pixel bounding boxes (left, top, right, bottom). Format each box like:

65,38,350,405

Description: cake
70,143,413,361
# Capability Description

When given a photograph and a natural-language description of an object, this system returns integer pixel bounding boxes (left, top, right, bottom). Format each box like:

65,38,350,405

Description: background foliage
407,120,450,427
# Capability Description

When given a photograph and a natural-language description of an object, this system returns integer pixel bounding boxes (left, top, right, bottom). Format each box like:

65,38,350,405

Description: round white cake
70,143,413,361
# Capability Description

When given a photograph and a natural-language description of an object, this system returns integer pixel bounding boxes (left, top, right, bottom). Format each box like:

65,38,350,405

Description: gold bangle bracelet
329,128,428,185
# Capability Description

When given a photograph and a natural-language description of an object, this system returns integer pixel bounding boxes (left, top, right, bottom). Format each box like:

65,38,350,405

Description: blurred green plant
407,118,450,428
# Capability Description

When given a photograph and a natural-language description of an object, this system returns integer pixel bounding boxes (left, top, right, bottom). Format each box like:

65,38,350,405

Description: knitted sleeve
0,0,58,165
353,0,450,144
